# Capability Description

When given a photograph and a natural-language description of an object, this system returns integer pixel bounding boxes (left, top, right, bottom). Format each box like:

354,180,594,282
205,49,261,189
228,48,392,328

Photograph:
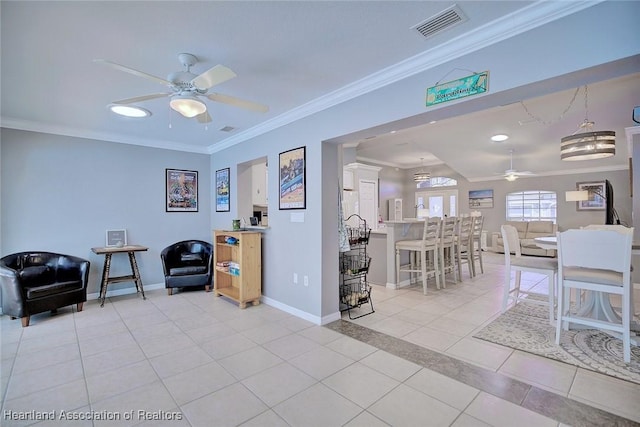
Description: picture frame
166,169,198,212
105,229,127,247
279,146,306,210
215,168,230,212
576,181,606,211
468,189,494,209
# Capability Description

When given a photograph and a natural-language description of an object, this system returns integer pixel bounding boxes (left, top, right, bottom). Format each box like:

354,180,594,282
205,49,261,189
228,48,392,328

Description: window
416,176,457,189
506,191,557,222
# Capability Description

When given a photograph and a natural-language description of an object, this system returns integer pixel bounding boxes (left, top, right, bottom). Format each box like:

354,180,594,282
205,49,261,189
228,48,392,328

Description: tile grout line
325,319,637,427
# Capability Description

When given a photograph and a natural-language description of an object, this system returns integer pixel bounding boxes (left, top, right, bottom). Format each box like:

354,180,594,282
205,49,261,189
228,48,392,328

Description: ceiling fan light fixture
108,104,150,118
505,173,518,182
170,94,207,118
491,134,509,142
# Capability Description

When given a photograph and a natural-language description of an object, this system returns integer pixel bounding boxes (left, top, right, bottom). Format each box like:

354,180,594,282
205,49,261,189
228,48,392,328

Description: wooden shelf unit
213,230,262,308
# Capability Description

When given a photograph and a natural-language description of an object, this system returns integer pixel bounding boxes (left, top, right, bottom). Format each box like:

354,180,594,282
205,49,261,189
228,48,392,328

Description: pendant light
413,158,430,183
560,85,615,161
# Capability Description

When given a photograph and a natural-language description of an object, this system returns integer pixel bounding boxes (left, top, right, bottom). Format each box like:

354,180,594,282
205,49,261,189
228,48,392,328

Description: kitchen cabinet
252,162,268,206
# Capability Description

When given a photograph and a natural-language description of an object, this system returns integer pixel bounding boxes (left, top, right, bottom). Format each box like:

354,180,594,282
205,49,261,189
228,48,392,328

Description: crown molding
209,0,602,154
0,117,209,154
469,163,628,183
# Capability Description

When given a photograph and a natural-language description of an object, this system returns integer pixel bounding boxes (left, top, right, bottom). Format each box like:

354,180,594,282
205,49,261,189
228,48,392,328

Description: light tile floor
0,252,638,426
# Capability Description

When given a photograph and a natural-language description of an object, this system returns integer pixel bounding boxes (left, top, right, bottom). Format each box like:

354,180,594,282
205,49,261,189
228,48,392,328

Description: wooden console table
91,245,148,307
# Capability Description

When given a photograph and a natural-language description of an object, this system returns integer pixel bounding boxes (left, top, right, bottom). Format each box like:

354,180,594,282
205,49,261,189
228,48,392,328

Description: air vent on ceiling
219,126,235,132
412,5,467,40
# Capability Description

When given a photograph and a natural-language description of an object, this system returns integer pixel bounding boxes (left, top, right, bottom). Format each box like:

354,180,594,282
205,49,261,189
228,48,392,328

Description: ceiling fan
501,149,535,181
94,53,269,123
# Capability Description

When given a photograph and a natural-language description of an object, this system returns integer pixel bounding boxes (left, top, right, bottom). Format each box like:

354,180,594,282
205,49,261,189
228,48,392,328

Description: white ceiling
2,1,638,182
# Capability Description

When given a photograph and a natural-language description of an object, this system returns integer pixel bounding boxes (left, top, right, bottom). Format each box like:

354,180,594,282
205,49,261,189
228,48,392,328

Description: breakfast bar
379,219,426,289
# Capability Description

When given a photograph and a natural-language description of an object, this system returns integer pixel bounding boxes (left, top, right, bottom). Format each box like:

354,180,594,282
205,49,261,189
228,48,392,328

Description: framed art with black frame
279,146,306,210
215,168,230,212
166,169,198,212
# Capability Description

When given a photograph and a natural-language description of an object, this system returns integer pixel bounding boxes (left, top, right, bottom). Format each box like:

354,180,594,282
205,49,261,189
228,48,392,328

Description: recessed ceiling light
108,104,151,118
491,134,509,142
429,120,437,124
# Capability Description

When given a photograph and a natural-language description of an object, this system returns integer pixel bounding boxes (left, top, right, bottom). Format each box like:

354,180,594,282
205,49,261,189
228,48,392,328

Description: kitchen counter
381,220,426,289
370,228,387,235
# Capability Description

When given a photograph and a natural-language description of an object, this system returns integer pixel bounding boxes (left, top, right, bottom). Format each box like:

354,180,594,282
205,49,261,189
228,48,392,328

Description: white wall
0,129,211,295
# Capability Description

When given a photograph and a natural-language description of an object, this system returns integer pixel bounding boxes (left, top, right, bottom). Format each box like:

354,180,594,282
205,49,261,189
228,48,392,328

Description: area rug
473,296,640,385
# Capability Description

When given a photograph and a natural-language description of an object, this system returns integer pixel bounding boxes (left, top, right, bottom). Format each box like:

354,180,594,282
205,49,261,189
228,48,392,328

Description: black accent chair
0,252,90,327
160,240,213,295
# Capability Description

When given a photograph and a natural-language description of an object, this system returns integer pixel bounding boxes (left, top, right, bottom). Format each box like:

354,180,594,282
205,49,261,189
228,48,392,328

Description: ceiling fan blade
196,111,212,124
112,93,170,105
94,59,172,87
206,92,269,113
191,65,237,90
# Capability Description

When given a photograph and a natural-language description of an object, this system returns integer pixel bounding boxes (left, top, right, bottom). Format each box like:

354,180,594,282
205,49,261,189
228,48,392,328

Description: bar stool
469,215,485,276
439,216,458,285
396,217,441,294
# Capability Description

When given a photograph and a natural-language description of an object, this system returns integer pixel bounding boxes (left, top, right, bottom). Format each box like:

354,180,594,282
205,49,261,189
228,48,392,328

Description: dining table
534,235,639,335
534,235,640,255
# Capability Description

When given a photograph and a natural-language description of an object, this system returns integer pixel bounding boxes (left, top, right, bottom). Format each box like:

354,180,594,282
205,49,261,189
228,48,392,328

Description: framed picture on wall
279,146,306,210
468,189,494,208
576,181,606,211
215,168,230,212
166,169,198,212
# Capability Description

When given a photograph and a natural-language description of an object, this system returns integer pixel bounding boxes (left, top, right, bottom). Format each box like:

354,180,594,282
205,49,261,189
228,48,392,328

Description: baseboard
260,295,340,325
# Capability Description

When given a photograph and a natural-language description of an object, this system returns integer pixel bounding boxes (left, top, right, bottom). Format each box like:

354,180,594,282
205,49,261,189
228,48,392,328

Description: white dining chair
501,224,557,324
396,217,441,294
555,227,635,363
581,224,637,317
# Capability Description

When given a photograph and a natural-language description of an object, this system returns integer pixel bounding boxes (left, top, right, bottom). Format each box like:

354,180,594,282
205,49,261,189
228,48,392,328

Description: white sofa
492,220,557,257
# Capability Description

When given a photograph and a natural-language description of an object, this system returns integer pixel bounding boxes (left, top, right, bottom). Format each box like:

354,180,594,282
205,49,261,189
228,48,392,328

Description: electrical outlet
293,273,298,284
304,275,309,287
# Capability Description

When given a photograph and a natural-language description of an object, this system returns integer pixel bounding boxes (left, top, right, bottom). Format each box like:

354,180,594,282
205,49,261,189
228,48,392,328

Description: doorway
415,189,458,218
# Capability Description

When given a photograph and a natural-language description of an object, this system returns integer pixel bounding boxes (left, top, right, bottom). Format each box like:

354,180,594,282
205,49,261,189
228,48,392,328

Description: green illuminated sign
426,71,489,106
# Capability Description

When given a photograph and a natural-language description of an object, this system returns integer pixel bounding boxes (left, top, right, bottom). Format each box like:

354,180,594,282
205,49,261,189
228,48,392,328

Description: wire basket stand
339,214,374,319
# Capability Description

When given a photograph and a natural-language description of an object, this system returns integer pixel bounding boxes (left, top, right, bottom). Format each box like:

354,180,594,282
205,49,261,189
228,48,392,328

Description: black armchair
160,240,213,295
0,252,90,327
